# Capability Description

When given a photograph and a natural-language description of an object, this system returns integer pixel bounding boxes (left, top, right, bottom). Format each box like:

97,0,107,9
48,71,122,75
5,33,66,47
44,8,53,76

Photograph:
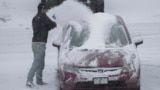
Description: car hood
60,48,136,67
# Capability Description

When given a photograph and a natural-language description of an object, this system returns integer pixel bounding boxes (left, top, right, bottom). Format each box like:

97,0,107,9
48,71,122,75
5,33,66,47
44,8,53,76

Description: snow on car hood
60,46,137,67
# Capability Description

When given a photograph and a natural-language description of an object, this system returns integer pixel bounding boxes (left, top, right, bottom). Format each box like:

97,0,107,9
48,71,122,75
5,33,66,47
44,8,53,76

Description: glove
52,15,56,20
54,22,57,27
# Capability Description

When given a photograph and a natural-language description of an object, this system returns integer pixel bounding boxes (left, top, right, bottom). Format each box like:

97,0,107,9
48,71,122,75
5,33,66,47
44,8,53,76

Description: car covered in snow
53,13,143,90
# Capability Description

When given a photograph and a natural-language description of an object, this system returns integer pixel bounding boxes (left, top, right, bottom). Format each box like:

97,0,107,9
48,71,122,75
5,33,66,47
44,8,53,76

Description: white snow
47,0,93,26
68,21,83,35
0,0,160,90
81,13,117,48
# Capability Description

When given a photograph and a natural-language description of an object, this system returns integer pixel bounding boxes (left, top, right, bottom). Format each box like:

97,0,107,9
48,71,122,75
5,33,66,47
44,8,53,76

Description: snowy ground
0,0,160,90
128,23,160,90
0,26,59,90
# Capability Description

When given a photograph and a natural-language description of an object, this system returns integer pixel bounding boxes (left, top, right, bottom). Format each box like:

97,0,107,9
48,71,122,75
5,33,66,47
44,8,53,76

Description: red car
53,13,143,90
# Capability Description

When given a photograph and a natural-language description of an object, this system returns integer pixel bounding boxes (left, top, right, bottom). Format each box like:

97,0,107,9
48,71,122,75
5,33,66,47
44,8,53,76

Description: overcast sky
105,0,160,23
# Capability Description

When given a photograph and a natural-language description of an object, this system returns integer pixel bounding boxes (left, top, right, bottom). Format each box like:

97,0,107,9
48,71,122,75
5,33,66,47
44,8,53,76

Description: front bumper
60,67,139,90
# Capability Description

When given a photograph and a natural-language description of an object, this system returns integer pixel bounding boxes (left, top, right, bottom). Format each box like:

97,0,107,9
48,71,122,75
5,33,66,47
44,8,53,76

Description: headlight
63,65,79,73
121,62,136,74
121,65,130,73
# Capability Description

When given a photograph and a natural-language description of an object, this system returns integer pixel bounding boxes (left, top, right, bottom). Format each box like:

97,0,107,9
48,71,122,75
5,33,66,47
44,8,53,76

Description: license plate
93,77,108,85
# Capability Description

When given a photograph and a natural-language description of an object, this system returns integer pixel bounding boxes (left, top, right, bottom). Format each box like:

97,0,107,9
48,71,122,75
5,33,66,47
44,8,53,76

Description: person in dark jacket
90,0,104,13
26,2,56,88
41,0,46,3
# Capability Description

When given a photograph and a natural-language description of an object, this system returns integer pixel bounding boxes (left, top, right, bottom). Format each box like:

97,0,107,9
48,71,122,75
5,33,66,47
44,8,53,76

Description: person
90,0,104,13
41,0,46,3
41,0,50,8
26,2,57,88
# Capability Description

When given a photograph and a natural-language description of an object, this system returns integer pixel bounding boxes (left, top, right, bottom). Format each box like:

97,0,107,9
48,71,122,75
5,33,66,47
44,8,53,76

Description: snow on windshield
47,0,93,46
80,13,117,49
63,13,129,49
48,0,126,49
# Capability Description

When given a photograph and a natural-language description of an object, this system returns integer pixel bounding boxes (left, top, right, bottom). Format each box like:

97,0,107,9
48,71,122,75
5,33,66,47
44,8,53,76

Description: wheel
59,87,63,90
130,85,140,90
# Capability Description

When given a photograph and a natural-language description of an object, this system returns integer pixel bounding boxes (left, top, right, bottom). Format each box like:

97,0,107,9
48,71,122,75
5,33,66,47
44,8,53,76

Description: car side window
62,24,90,49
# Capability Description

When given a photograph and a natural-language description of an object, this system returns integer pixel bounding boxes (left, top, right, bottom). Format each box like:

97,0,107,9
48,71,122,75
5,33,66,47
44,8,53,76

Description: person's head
38,3,50,13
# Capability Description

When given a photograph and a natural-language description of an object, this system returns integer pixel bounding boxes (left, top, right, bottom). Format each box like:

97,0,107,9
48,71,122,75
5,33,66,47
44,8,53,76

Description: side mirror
135,39,143,47
52,42,60,50
133,35,143,47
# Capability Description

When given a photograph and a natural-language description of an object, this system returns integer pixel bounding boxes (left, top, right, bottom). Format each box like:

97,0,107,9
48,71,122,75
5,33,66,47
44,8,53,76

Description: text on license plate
93,77,108,85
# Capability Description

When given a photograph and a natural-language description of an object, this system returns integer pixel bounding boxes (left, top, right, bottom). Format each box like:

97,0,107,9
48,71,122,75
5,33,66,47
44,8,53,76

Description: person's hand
54,22,57,27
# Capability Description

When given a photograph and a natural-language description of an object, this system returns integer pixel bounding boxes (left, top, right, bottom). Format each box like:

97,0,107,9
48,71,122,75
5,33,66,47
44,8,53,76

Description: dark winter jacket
32,13,56,43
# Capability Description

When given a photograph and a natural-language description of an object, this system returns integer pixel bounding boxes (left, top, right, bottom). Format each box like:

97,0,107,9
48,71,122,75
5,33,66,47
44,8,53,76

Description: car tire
59,87,63,90
130,86,140,90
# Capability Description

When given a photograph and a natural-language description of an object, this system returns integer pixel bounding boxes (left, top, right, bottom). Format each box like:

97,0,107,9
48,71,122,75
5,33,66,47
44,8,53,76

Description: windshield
63,24,128,49
67,25,90,48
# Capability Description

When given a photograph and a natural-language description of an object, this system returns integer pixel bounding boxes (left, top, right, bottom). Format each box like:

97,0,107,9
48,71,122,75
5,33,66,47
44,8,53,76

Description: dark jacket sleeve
41,15,57,31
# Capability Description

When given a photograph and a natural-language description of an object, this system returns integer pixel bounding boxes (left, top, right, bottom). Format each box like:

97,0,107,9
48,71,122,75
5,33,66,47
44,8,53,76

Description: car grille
79,67,122,73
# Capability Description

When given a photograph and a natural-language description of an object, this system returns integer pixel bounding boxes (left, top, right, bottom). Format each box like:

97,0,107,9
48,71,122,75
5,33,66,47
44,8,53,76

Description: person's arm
32,16,41,33
43,15,57,30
